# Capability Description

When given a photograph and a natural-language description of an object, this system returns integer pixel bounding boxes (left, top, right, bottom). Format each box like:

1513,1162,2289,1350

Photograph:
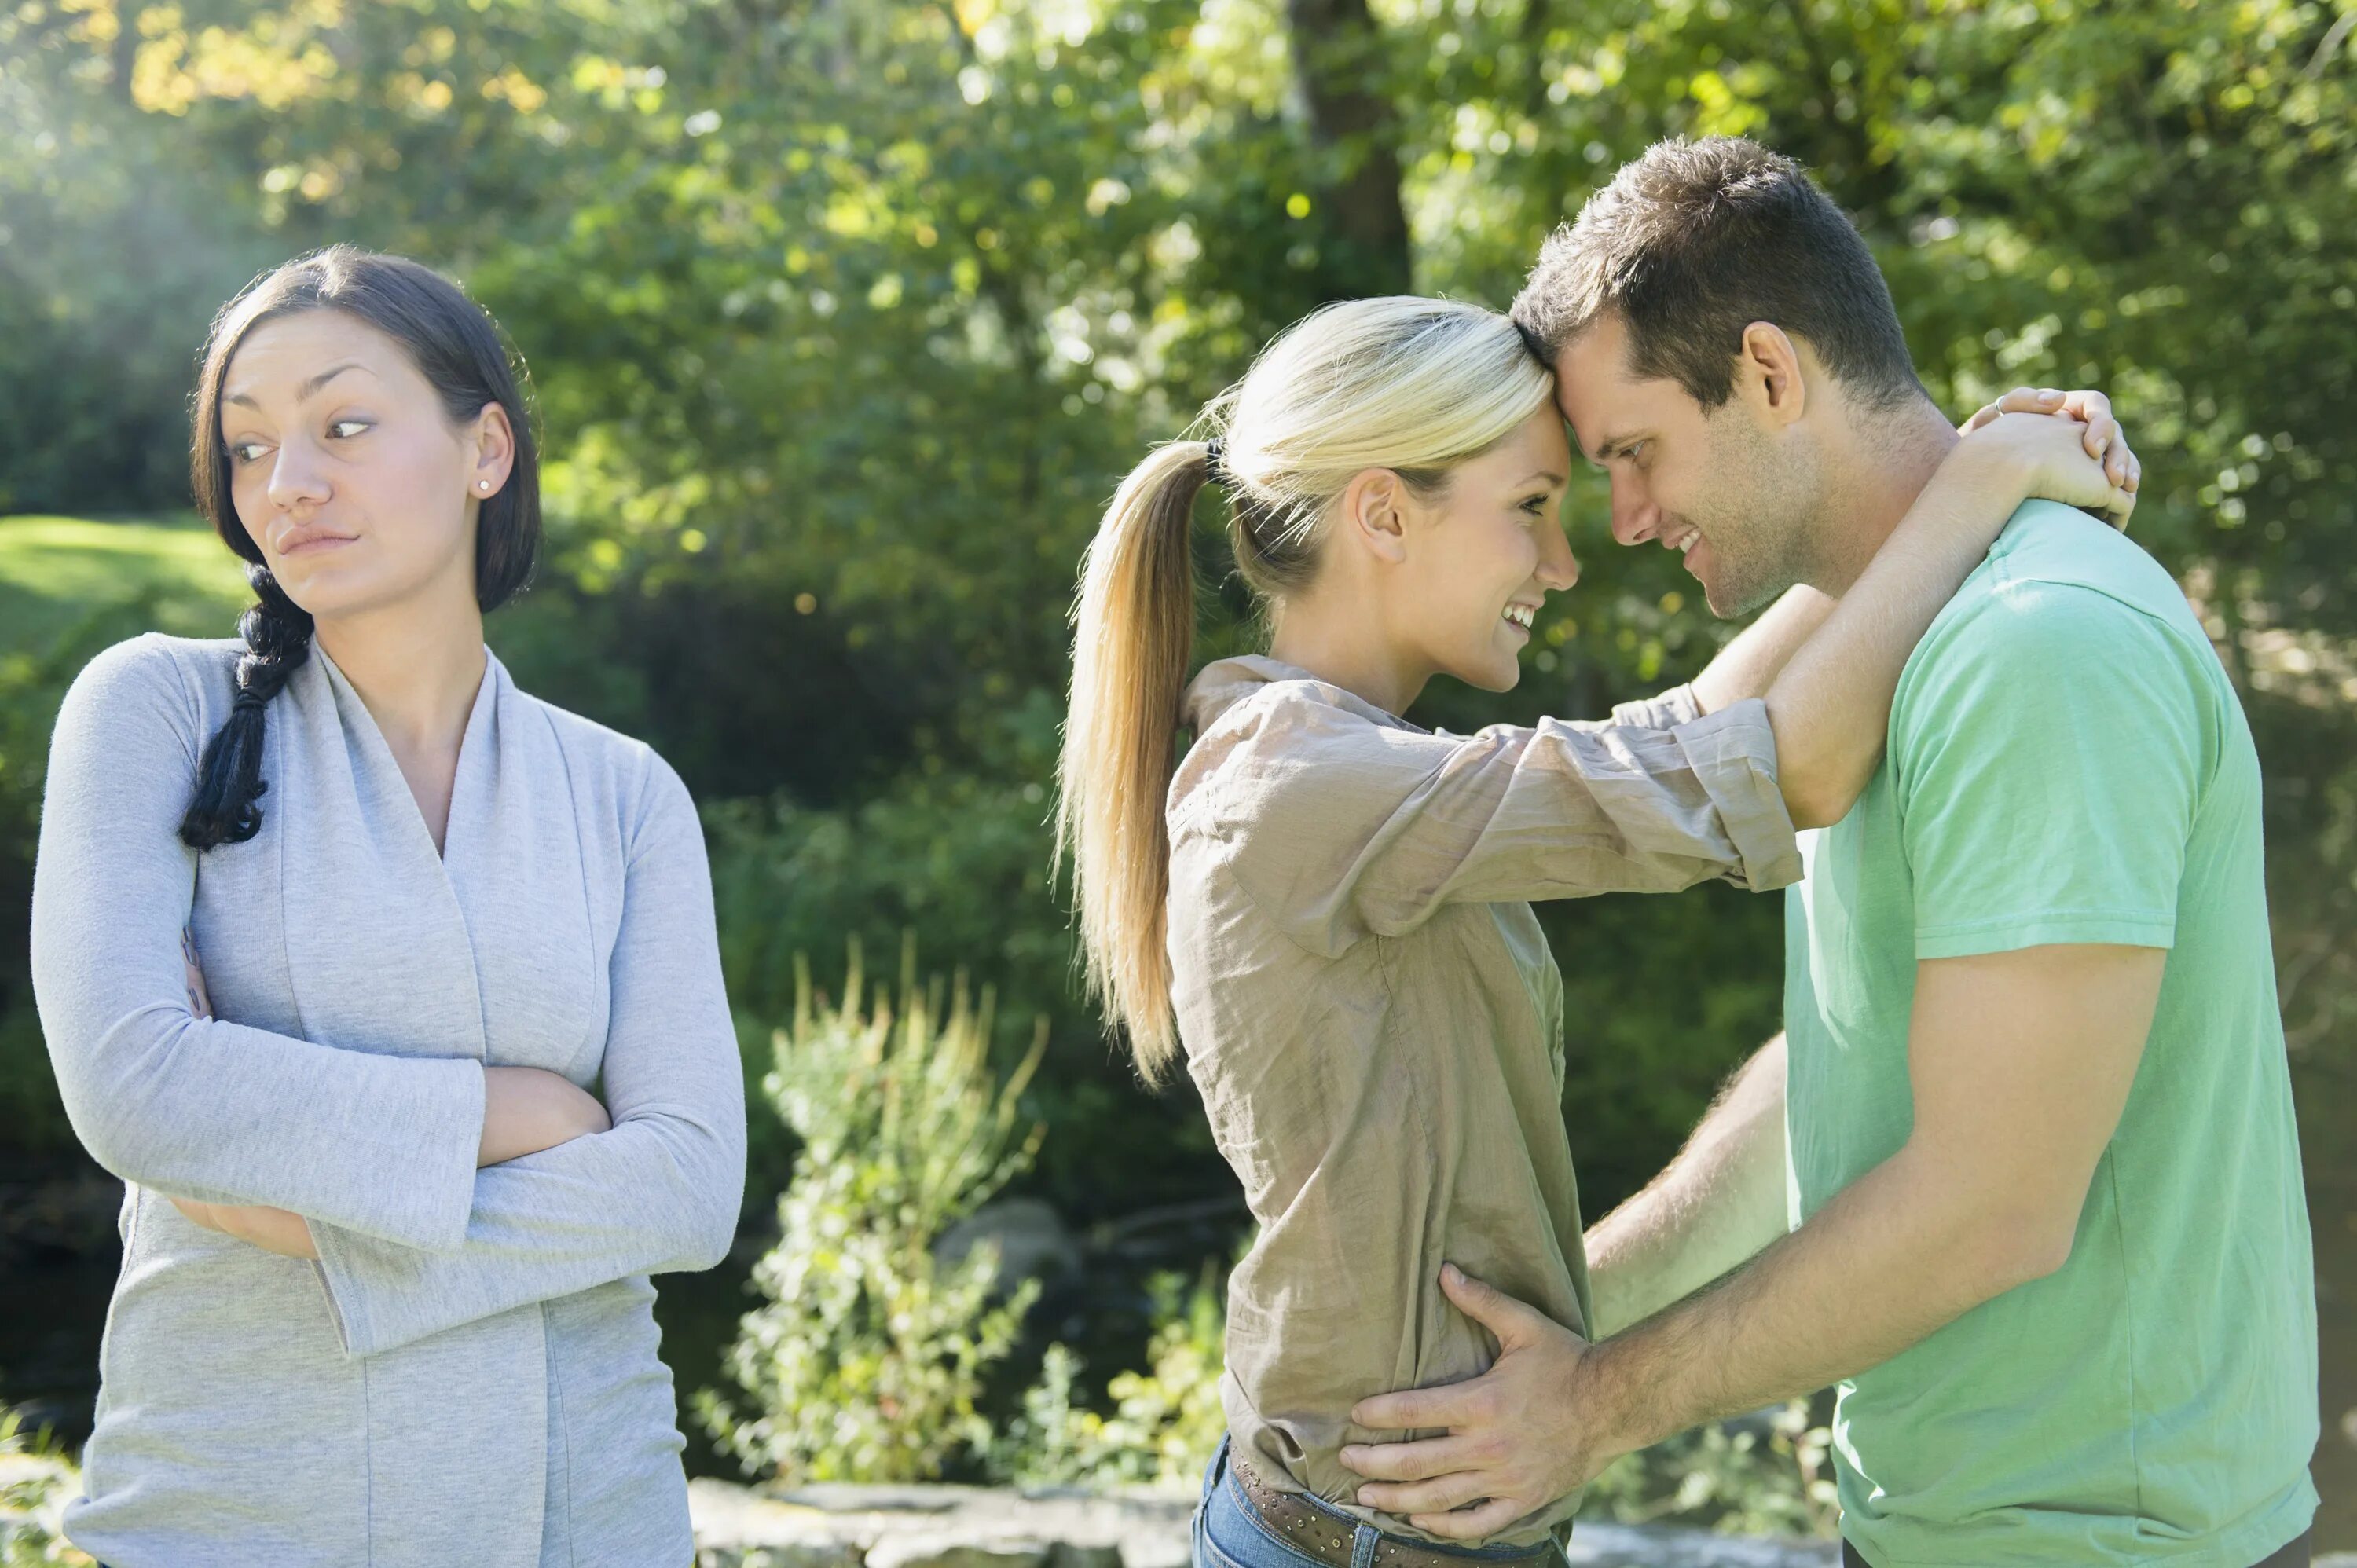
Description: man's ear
1736,321,1808,430
1336,467,1412,566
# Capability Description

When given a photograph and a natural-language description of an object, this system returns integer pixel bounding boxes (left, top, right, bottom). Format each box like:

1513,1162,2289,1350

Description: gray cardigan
30,633,747,1568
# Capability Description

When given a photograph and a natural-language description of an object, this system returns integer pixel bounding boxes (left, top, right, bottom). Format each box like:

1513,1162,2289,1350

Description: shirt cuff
407,1055,489,1253
1609,683,1704,731
311,1219,418,1358
1670,696,1802,892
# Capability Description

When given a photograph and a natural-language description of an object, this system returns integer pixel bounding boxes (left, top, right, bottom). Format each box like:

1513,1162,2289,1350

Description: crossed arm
33,642,743,1354
169,1067,613,1258
158,768,745,1355
1337,941,2165,1540
165,921,611,1258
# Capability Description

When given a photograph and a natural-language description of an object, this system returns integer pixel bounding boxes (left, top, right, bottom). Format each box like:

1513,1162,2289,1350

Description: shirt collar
1181,653,1426,736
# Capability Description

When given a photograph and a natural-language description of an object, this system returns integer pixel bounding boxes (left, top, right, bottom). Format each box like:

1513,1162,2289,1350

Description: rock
1045,1548,1127,1568
689,1477,1845,1567
687,1478,867,1567
696,1541,863,1566
934,1199,1083,1294
772,1483,962,1516
863,1538,1050,1568
1564,1523,1837,1566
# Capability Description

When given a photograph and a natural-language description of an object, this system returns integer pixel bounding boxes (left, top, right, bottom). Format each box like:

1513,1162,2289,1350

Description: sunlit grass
0,515,249,650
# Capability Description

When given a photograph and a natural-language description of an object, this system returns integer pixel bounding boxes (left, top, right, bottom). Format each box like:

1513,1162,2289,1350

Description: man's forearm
1690,588,1837,715
1578,1136,2051,1467
1585,1035,1791,1336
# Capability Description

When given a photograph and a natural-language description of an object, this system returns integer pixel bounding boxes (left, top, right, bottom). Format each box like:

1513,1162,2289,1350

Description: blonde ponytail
1058,296,1555,1082
1054,441,1211,1083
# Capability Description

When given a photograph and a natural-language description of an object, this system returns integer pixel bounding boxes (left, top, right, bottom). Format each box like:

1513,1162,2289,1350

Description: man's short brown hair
1512,137,1925,412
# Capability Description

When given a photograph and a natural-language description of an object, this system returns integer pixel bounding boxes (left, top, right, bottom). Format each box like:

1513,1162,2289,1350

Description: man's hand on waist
1339,1263,1633,1542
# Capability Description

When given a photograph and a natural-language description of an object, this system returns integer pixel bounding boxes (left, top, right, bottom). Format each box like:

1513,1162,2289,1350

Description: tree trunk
112,5,142,105
1283,0,1413,296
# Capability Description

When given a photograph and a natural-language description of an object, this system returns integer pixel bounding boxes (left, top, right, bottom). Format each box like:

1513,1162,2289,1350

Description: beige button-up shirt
1166,655,1802,1548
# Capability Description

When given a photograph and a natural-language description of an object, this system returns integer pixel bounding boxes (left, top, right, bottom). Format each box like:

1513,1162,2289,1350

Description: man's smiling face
1552,310,1817,617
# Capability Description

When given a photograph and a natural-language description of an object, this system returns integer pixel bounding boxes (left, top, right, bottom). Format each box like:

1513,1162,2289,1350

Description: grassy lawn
0,513,250,652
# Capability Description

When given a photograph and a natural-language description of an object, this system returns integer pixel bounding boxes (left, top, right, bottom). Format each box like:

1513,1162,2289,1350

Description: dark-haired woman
29,247,745,1568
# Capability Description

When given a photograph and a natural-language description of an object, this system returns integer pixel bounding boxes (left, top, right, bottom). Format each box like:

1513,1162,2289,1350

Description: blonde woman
1054,297,2133,1568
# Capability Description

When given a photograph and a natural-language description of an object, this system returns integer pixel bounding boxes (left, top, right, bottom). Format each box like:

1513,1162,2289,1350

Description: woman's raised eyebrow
224,361,372,410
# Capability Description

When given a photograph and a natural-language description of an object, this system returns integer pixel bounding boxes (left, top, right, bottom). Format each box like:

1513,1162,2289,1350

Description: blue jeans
1192,1435,1565,1568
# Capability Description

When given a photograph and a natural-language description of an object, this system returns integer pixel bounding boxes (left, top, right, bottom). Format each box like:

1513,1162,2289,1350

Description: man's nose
1608,473,1659,548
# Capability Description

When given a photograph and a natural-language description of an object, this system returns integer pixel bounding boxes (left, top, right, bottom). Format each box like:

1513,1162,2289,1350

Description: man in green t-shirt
1336,137,2319,1567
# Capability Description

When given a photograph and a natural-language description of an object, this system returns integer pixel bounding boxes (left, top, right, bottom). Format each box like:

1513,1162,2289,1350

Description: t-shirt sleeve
1894,584,2210,960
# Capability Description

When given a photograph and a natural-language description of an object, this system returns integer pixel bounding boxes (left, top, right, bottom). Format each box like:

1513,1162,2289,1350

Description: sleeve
1605,682,1705,731
308,754,749,1357
29,636,487,1251
1895,585,2206,960
1221,692,1800,957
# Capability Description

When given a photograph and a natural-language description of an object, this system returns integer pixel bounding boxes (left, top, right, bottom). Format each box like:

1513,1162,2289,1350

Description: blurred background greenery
0,0,2350,1548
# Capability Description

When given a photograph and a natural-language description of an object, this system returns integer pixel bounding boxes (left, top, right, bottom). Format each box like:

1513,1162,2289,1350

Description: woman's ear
1336,467,1412,566
467,402,516,498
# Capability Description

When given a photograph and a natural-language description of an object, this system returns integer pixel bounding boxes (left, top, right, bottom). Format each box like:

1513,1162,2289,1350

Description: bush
1579,1399,1839,1541
989,1259,1230,1489
701,734,1226,1218
698,942,1049,1483
0,1403,89,1566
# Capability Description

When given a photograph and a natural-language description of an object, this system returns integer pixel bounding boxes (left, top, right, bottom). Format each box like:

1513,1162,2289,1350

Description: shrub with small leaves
698,941,1048,1483
1580,1398,1838,1540
0,1403,91,1566
990,1260,1230,1489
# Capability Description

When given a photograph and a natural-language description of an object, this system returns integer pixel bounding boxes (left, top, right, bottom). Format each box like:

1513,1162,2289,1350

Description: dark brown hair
1512,137,1924,412
179,245,541,849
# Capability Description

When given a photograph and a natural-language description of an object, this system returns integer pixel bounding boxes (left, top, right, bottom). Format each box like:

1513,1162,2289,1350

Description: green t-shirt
1783,501,2319,1567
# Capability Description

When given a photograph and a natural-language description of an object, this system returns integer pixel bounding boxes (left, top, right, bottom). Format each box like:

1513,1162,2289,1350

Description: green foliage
5,0,2352,1229
699,698,1223,1207
0,1403,89,1566
698,943,1049,1483
1581,1400,1840,1541
989,1261,1230,1489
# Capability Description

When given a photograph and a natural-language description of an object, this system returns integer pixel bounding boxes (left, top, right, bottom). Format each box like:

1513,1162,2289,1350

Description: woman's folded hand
161,1057,610,1258
1958,386,2141,529
169,1197,319,1259
478,1064,614,1167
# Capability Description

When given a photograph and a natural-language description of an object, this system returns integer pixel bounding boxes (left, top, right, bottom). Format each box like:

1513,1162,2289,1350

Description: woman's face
1395,403,1579,694
218,309,509,622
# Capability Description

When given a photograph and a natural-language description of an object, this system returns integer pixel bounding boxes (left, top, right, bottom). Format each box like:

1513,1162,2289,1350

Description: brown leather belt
1226,1449,1562,1568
